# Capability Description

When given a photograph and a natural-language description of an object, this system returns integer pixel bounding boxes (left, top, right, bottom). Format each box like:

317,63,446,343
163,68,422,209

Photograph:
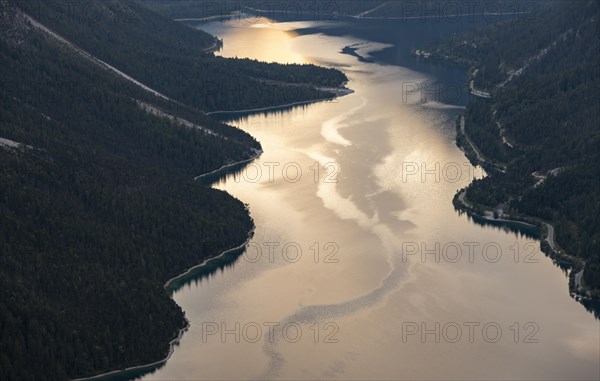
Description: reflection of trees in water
196,160,256,188
120,242,249,381
167,244,248,292
456,208,600,319
580,299,600,319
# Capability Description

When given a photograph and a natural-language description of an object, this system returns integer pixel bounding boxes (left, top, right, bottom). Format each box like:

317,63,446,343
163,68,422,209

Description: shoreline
164,226,256,291
70,320,190,381
453,112,596,301
457,114,506,173
207,87,354,116
71,155,260,381
453,186,593,301
71,80,350,381
206,97,335,116
194,149,263,181
238,5,528,20
71,225,257,381
454,189,538,231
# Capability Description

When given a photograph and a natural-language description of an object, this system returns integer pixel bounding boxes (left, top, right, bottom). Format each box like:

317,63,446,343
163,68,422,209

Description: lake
139,13,599,381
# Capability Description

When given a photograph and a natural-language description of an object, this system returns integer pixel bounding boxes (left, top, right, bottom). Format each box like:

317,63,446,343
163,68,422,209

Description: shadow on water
89,161,259,381
209,101,327,125
457,208,600,319
165,243,249,293
102,244,251,381
580,299,600,319
195,158,256,187
456,207,539,239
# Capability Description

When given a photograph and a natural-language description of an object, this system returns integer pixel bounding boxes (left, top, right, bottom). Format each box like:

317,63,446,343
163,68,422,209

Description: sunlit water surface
139,15,599,381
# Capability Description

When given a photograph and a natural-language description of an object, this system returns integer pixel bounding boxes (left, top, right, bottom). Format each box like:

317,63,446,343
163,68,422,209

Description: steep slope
0,1,259,379
421,0,600,298
16,0,348,113
138,0,377,19
139,0,538,20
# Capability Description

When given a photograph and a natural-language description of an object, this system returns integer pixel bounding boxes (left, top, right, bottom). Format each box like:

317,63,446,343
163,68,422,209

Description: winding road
542,222,586,292
460,115,485,163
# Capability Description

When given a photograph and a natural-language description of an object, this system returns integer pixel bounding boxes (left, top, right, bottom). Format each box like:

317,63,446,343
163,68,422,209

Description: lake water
139,14,599,381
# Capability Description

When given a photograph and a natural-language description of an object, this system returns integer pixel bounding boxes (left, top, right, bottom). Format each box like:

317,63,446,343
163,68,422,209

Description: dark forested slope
0,1,259,380
421,0,600,296
15,0,348,113
0,0,353,378
139,0,534,20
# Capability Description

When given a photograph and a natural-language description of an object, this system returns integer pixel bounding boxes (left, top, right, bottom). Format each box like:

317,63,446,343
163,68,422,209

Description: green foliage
138,0,535,20
0,1,349,377
0,2,267,379
428,0,600,288
424,1,571,88
138,0,377,19
463,99,512,163
16,0,348,113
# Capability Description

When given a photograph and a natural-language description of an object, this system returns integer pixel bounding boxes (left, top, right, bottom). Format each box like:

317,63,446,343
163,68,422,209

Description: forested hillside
0,0,354,378
139,0,375,19
421,0,600,296
139,0,538,20
15,0,347,113
0,0,287,380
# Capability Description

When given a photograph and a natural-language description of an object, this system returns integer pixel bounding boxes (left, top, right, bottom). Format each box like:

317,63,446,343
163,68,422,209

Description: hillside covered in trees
421,0,600,296
139,0,532,20
0,0,349,380
16,0,348,113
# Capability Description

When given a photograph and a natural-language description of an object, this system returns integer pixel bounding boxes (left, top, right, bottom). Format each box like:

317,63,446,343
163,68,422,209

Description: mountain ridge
0,1,349,379
420,0,600,301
